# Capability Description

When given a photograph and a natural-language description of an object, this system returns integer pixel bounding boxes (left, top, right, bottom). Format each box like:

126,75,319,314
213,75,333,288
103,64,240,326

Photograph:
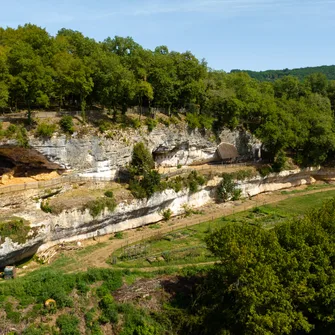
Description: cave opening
0,155,15,175
0,146,64,178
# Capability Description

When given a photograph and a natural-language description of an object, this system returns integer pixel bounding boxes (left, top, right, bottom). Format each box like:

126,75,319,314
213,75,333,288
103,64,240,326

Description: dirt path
47,185,335,274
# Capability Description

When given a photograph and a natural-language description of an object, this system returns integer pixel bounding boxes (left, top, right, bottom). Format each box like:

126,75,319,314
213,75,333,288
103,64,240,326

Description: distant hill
230,65,335,81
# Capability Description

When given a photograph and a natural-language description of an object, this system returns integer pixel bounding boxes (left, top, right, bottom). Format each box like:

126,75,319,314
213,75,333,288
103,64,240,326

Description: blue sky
1,0,334,71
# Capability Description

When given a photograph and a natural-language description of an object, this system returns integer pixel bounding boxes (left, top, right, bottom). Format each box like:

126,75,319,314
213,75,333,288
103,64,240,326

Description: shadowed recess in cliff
0,146,64,177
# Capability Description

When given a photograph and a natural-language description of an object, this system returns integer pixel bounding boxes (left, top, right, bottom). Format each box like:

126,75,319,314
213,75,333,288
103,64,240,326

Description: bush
99,294,118,324
258,165,273,177
186,113,201,129
85,197,117,218
162,208,173,221
56,314,80,335
114,232,123,239
40,200,52,213
16,126,29,147
0,218,31,245
59,115,74,134
128,142,155,176
187,171,206,193
35,123,56,138
104,190,114,198
145,118,158,132
130,118,141,129
98,120,111,133
129,180,147,199
129,171,161,199
272,149,287,172
217,173,240,202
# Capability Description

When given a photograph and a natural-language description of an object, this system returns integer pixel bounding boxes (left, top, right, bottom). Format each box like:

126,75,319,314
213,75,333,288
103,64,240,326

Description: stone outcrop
0,167,323,267
29,124,261,179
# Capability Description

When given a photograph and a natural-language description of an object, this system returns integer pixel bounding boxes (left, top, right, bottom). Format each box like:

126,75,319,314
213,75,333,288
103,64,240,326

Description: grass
280,183,334,195
111,189,335,269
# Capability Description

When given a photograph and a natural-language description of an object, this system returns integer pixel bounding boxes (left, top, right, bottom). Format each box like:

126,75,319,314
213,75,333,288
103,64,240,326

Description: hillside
231,65,335,81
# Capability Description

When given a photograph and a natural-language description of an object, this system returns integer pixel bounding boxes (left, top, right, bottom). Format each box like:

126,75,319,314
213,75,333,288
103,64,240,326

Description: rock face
29,125,261,178
0,167,322,267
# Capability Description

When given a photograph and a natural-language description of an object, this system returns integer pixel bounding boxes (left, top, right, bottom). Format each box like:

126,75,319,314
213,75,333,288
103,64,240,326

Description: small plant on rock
162,208,173,221
59,115,74,134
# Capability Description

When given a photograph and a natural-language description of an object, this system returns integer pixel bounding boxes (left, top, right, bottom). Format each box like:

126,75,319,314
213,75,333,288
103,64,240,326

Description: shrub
0,218,30,245
40,200,52,213
114,232,123,239
258,165,273,177
145,118,158,132
217,173,239,202
129,171,161,199
98,120,111,133
129,180,147,199
170,116,179,125
199,114,215,130
128,142,155,176
85,197,117,218
272,149,287,172
233,169,255,181
177,164,182,169
187,171,206,193
130,118,141,129
186,112,201,129
36,123,56,138
162,208,173,221
56,314,80,335
16,126,29,147
104,190,114,198
59,115,74,134
167,176,184,193
99,294,118,324
5,124,17,137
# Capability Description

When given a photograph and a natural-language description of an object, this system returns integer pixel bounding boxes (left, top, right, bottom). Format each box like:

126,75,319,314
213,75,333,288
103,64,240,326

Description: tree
168,198,335,334
7,41,52,122
128,142,155,176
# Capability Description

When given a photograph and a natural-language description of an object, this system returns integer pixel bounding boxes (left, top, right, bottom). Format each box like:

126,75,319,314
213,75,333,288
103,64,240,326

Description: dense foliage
0,268,164,334
166,198,335,334
232,65,335,82
1,24,335,164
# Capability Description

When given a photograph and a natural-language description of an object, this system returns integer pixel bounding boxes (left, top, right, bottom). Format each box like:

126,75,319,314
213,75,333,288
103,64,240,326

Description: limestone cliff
0,168,321,266
29,124,261,179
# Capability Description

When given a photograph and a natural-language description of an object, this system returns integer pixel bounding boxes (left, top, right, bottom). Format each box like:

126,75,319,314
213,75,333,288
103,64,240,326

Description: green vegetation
104,190,114,198
0,25,335,166
232,64,335,81
0,268,166,335
216,173,241,202
128,142,155,177
59,116,74,134
114,232,124,239
0,124,29,147
84,196,117,218
40,200,53,213
56,314,80,335
3,192,335,334
161,208,173,221
127,143,207,199
171,198,335,334
35,123,56,138
0,217,31,245
112,190,335,269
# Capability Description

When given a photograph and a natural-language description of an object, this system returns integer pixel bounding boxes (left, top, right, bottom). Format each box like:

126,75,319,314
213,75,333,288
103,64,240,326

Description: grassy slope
111,189,335,269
